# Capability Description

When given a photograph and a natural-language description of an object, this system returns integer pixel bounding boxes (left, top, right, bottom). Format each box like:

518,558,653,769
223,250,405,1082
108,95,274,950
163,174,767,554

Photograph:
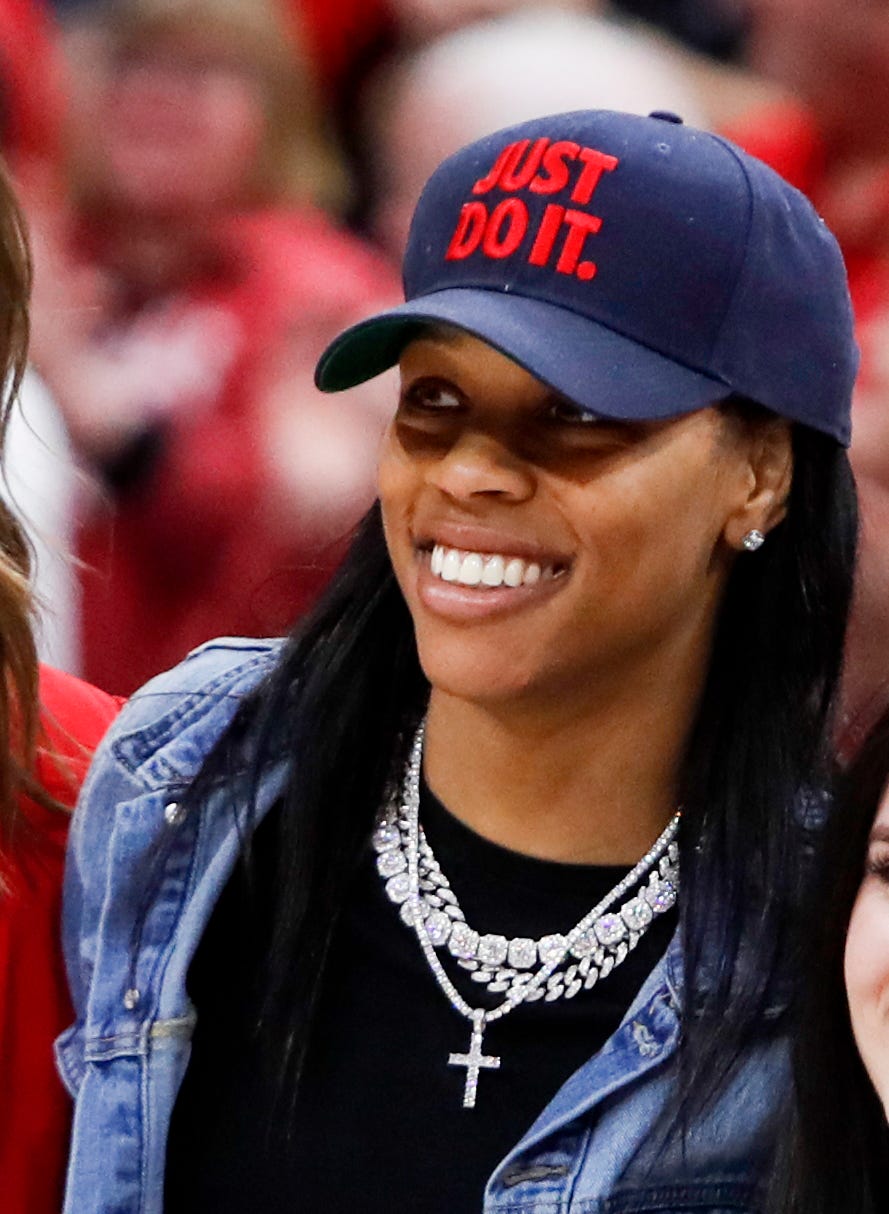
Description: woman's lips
413,542,569,621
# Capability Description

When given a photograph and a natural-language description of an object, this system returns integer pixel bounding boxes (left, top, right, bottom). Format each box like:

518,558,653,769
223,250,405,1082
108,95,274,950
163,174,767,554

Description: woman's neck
422,671,693,867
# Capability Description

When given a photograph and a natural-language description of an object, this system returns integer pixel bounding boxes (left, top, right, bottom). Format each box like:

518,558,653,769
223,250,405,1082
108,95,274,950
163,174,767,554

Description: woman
60,110,857,1212
770,707,889,1212
0,163,122,1211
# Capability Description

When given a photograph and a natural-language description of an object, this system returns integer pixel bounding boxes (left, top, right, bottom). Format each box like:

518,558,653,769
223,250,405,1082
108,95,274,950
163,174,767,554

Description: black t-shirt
164,784,676,1212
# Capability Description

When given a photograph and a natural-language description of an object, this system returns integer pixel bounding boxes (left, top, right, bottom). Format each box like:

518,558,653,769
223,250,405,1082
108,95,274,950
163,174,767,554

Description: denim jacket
58,638,788,1214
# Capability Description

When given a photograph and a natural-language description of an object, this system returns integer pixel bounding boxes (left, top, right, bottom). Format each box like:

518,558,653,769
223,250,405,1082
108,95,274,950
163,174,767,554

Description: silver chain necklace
375,721,680,1109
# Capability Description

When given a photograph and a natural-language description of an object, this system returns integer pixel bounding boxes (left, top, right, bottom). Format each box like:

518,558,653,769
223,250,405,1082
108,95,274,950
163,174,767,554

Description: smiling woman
380,330,793,867
60,111,858,1214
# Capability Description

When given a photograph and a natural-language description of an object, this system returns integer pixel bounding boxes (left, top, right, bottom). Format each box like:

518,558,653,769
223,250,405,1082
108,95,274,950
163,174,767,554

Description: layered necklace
374,721,680,1109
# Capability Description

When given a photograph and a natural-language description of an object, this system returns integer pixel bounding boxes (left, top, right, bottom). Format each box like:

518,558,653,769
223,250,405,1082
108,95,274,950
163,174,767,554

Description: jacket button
123,988,141,1010
164,801,186,826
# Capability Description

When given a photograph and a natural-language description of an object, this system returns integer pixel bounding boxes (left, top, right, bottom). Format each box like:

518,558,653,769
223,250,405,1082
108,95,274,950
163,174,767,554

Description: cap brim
315,288,733,421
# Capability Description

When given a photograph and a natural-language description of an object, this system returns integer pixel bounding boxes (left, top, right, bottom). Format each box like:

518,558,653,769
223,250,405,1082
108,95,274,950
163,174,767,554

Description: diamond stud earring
741,529,765,552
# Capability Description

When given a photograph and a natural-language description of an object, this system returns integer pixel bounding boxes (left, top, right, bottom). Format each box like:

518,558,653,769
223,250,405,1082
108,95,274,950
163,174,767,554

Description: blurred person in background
358,3,785,260
729,0,889,756
30,0,399,696
0,157,122,1214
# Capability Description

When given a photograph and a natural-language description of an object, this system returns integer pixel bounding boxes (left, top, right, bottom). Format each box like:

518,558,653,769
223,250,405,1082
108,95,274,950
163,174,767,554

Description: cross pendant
448,1012,500,1109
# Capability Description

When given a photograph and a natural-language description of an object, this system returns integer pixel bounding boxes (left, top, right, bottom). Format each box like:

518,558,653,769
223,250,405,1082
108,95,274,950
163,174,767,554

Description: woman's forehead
400,321,483,357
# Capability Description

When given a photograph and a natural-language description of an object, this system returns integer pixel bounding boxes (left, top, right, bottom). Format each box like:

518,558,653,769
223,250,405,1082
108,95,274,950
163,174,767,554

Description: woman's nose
427,430,536,503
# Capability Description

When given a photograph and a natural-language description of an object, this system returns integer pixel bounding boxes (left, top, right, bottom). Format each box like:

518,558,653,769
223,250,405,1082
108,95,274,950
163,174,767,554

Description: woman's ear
723,418,794,551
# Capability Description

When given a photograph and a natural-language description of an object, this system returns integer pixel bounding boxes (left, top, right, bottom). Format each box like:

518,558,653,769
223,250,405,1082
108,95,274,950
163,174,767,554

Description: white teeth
504,559,524,588
428,544,560,589
482,555,505,586
441,549,461,582
457,553,484,586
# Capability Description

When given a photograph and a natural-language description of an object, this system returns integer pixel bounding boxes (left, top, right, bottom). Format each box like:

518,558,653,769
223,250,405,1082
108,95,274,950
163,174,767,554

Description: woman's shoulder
63,637,285,951
122,635,283,717
84,636,284,792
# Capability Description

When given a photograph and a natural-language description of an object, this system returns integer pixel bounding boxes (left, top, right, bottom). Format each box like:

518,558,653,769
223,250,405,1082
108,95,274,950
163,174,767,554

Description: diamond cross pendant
448,1011,500,1108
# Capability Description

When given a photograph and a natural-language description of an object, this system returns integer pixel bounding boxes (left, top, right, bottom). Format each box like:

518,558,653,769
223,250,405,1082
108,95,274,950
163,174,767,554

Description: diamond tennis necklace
375,721,680,1108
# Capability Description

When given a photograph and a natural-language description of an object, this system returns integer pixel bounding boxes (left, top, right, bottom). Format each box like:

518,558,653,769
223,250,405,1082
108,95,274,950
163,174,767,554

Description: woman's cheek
845,885,889,1107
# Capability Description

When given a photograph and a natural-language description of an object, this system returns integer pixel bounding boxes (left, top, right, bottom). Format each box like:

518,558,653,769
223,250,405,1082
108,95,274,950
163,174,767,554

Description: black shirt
165,784,676,1212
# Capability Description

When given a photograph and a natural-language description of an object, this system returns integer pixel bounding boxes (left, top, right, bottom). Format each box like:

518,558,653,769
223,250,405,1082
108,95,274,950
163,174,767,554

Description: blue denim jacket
58,638,787,1214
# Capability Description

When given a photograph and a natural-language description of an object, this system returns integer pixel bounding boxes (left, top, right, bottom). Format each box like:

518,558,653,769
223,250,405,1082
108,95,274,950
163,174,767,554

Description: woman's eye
400,379,463,414
546,398,599,426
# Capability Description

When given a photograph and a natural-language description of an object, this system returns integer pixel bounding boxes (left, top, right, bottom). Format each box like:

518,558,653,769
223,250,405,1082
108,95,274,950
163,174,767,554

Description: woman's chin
417,641,556,709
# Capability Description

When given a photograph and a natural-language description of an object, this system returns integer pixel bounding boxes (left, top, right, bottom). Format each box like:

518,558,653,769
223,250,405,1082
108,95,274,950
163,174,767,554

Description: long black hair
769,708,889,1213
188,401,858,1122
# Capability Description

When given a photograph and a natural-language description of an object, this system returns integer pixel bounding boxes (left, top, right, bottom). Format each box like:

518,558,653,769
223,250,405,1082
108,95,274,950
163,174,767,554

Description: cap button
648,110,684,124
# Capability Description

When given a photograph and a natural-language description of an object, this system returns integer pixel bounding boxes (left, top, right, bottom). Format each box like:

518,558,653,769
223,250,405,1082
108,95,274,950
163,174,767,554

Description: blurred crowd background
2,0,888,745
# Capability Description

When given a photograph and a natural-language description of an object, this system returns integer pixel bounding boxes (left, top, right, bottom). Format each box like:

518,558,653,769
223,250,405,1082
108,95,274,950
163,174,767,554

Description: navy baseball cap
316,109,857,445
